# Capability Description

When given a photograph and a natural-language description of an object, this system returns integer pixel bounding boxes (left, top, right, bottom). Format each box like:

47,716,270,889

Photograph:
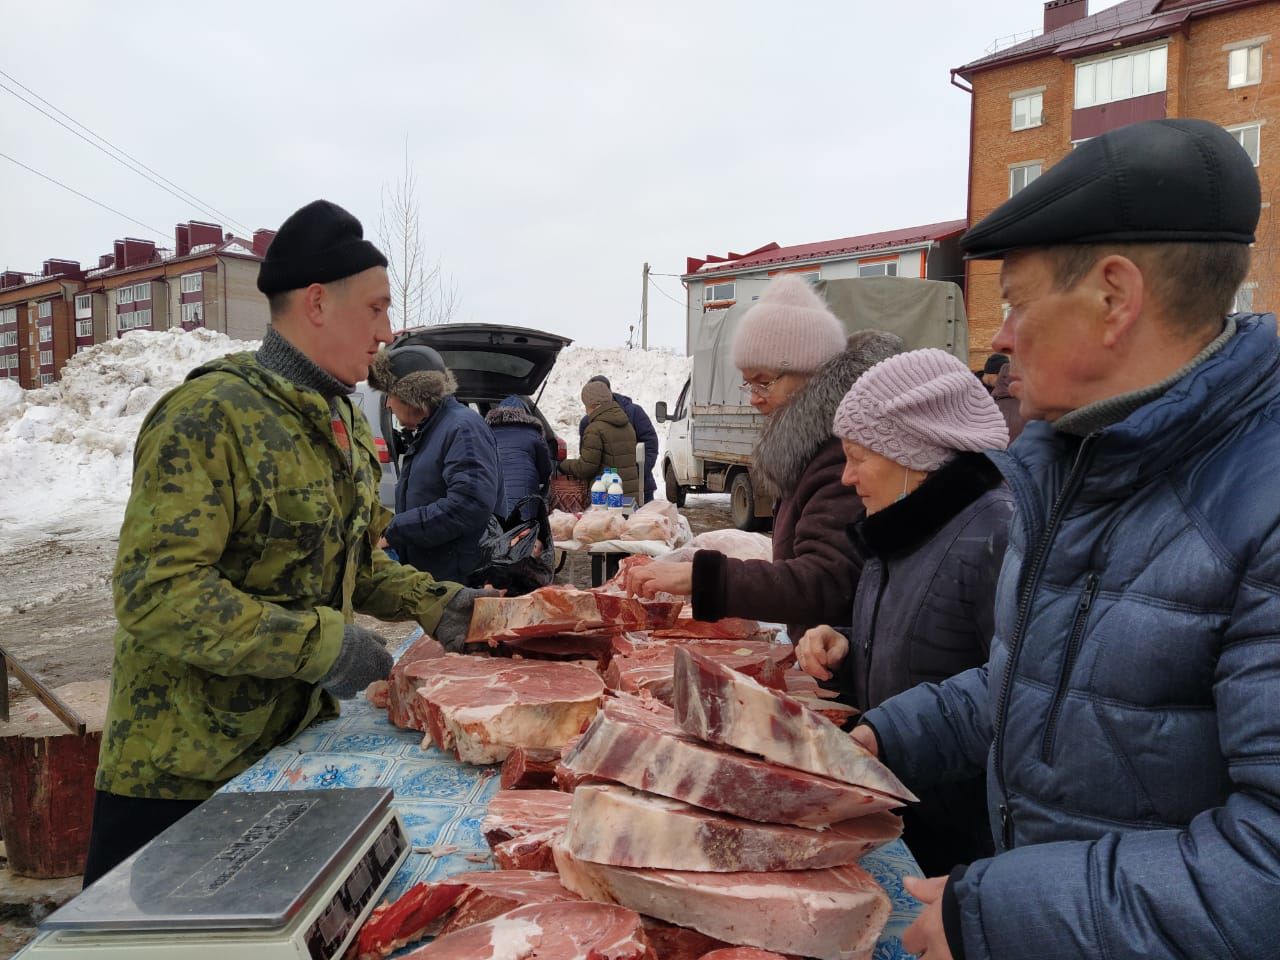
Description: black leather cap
257,200,389,295
961,119,1261,260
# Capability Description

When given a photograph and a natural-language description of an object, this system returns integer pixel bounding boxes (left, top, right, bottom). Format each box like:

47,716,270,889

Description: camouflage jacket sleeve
351,498,463,632
114,382,343,683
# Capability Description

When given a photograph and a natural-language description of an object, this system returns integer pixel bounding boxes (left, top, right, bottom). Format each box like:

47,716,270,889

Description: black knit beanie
256,200,389,295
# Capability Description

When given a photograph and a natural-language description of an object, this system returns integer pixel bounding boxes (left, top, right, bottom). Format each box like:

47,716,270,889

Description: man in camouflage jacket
83,200,487,885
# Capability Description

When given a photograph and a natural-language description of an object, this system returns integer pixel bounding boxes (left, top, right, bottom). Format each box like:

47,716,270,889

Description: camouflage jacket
97,352,461,800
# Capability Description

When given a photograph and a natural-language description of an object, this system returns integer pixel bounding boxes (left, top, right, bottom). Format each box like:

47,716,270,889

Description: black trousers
82,790,202,888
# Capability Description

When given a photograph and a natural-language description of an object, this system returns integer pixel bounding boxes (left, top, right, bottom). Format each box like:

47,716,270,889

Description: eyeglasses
740,376,783,397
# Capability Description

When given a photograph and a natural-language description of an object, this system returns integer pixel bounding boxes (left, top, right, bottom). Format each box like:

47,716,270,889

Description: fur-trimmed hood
485,405,542,430
752,331,904,498
367,350,457,410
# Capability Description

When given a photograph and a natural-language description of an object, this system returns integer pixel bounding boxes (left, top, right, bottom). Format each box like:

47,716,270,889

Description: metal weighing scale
18,788,408,960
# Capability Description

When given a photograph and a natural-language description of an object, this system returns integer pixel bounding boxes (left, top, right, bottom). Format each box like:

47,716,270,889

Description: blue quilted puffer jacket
866,313,1280,960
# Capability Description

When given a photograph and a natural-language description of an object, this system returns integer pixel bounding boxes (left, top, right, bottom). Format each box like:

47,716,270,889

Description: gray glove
320,625,393,699
434,587,501,652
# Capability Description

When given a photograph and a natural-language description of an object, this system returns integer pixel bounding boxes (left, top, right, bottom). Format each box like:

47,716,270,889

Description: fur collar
850,451,1003,559
485,405,542,429
367,350,457,411
753,334,903,497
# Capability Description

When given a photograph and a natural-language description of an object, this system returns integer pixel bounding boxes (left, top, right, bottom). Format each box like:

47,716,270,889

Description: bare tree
377,140,460,330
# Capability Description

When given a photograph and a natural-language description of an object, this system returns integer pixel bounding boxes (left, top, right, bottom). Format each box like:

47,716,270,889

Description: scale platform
19,787,408,959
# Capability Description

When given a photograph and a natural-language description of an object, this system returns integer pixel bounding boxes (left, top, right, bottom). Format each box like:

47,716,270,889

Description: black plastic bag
468,495,555,595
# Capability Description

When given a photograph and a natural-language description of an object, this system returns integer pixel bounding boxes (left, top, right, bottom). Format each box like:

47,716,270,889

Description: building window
4,353,17,369
1075,45,1167,109
858,260,898,278
118,287,133,305
1010,162,1042,197
75,294,92,318
39,373,54,386
0,306,15,325
1012,92,1043,130
704,281,735,303
180,273,203,294
1229,45,1262,88
39,350,53,366
1228,123,1261,166
118,308,154,332
0,331,16,347
76,318,94,338
181,302,203,326
134,281,151,301
38,325,52,342
37,300,52,318
1232,282,1257,314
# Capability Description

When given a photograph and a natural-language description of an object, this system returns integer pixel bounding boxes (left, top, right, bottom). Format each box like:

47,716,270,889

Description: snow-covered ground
0,331,690,557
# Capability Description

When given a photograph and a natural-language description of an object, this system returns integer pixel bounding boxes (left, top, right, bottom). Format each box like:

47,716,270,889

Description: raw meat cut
492,632,616,668
605,641,791,704
483,790,572,870
501,747,563,789
559,695,902,826
365,680,390,708
554,844,889,960
413,657,604,764
563,784,901,872
572,510,627,544
387,634,448,729
550,509,579,541
436,870,581,937
699,950,794,959
468,587,680,644
643,920,730,959
647,618,780,643
354,881,467,959
673,648,914,802
400,900,653,959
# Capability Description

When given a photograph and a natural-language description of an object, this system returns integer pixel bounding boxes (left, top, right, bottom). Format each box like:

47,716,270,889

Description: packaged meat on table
549,509,579,542
571,510,627,544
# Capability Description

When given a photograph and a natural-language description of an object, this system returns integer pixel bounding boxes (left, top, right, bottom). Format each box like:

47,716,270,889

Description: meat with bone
386,634,447,730
553,843,890,960
482,789,572,871
399,900,654,960
672,647,915,802
435,870,580,937
559,695,902,827
353,881,467,960
699,950,795,959
467,587,680,644
562,784,901,872
605,644,786,704
412,657,603,764
500,747,564,789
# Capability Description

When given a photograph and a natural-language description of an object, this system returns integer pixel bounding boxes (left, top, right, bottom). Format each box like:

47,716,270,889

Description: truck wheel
664,464,686,507
730,472,762,532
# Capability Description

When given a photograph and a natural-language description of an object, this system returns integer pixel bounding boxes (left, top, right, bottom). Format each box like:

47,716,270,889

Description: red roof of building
955,0,1264,79
684,219,967,279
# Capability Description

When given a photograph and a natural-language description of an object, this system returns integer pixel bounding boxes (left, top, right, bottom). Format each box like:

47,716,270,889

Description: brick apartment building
954,0,1278,366
0,220,276,387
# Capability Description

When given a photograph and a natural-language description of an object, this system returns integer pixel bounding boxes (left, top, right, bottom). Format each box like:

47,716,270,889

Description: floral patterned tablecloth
220,635,924,959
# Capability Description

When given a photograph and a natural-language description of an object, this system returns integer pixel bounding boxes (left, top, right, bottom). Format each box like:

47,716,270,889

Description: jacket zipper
862,562,891,707
994,434,1097,850
1039,572,1100,763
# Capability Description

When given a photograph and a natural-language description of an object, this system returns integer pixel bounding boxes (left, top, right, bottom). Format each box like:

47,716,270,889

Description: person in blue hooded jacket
577,375,657,503
852,119,1280,960
369,344,503,586
485,395,552,518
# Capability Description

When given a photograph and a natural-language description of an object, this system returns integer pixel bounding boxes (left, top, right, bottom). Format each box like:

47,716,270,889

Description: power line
0,68,252,234
0,150,168,238
647,276,686,307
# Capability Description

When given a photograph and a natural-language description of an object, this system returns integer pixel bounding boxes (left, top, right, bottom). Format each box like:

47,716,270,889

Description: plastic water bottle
591,474,607,509
607,473,624,512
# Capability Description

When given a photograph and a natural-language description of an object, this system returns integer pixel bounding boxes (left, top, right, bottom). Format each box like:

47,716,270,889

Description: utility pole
640,261,650,350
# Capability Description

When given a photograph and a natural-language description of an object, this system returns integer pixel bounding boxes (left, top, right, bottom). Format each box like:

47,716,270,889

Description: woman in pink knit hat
798,347,1013,877
628,275,902,639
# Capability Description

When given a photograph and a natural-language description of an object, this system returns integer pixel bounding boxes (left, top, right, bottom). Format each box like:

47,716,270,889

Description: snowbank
0,333,691,556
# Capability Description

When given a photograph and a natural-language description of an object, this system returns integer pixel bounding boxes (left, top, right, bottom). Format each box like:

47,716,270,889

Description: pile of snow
538,346,692,464
0,329,257,551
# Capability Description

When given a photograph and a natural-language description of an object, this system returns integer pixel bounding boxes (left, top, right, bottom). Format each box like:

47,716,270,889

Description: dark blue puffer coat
485,397,552,518
384,396,504,583
579,391,658,501
865,314,1280,960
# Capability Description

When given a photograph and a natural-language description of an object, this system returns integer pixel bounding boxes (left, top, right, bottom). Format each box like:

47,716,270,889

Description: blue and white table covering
221,635,924,959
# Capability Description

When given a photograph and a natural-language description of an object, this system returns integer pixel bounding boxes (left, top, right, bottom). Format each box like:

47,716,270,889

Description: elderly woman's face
841,439,922,516
740,368,810,416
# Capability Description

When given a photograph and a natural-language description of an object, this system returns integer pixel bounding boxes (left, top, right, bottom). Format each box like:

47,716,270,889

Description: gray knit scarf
256,326,354,398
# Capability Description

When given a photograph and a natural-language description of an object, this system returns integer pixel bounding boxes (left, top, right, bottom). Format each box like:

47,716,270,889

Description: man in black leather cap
852,119,1279,960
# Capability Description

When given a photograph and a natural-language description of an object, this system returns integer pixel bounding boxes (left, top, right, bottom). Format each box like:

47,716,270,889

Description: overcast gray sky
1,1,1124,350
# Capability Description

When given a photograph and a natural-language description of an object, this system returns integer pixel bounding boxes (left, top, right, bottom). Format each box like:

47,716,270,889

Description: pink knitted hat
832,348,1009,471
730,275,846,374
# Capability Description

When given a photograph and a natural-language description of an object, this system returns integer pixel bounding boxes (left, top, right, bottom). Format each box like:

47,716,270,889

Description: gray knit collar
256,326,354,398
1054,317,1236,437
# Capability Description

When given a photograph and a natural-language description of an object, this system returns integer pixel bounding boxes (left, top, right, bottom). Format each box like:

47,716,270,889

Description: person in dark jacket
852,119,1280,960
990,361,1025,441
486,395,552,517
797,348,1012,876
628,275,903,640
578,375,658,503
559,380,640,502
369,344,504,584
